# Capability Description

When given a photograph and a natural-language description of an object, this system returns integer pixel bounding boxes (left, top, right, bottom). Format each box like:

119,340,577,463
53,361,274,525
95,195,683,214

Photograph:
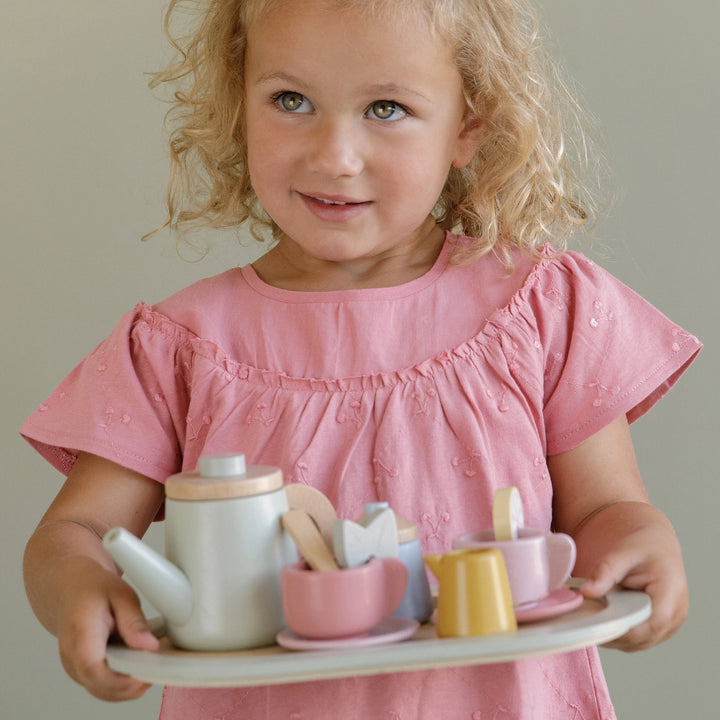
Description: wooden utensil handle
282,509,340,572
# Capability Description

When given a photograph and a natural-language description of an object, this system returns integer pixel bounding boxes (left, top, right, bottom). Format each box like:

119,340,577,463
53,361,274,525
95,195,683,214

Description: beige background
1,1,717,717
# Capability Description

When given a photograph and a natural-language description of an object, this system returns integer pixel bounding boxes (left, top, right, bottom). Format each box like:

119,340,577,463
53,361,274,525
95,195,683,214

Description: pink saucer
277,616,419,650
514,588,584,623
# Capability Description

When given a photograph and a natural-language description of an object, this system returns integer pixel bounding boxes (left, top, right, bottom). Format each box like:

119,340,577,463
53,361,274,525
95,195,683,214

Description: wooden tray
106,589,650,687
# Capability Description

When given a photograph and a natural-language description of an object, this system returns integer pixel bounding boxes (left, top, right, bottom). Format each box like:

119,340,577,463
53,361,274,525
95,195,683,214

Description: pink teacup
280,557,408,639
451,528,576,607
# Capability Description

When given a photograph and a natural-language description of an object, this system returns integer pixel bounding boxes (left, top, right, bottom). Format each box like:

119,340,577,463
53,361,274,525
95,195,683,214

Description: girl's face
244,1,480,285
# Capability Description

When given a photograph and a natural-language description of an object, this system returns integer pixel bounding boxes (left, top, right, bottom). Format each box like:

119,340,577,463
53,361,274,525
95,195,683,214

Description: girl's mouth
316,197,350,206
299,192,371,222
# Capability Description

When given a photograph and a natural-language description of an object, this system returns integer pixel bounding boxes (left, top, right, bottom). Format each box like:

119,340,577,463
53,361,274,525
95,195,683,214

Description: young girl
22,0,701,717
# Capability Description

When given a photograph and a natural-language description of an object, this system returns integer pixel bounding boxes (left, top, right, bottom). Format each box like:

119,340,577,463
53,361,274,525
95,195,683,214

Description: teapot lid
166,453,283,500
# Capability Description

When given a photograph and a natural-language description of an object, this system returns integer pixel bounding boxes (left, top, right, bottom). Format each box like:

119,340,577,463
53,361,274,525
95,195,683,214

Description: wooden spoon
282,509,340,572
285,484,338,548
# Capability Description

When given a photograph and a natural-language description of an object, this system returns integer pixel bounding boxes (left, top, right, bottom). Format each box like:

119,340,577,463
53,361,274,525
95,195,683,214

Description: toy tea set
102,454,580,653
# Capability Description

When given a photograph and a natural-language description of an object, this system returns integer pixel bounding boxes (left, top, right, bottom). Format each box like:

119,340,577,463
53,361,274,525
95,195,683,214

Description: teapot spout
102,527,193,626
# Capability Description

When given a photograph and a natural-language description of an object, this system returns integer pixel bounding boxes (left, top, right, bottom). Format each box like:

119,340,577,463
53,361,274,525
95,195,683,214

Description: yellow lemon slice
493,487,524,541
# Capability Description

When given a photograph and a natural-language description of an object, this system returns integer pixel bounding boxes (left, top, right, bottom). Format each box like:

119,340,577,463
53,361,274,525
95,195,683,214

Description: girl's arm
548,415,688,651
23,452,165,700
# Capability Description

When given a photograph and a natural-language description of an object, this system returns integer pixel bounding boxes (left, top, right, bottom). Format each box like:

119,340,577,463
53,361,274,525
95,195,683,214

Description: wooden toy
282,509,340,572
285,483,337,549
333,507,399,569
492,486,524,541
102,453,296,651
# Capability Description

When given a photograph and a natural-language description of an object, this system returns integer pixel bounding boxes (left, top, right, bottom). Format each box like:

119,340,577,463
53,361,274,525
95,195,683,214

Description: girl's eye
367,100,407,121
274,92,313,114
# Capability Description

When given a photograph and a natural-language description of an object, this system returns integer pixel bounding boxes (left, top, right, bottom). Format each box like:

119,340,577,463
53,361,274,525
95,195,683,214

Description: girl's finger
111,592,160,652
579,549,645,599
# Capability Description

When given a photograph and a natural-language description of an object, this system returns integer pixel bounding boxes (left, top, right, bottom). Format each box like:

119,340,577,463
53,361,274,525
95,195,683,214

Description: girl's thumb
114,604,160,651
579,550,638,599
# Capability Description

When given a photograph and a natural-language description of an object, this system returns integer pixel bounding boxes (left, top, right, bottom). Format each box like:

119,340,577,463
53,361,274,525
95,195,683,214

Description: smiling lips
299,192,372,222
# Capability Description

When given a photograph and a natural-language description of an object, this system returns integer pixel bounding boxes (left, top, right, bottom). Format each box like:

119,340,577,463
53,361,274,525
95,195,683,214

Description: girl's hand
23,453,165,701
54,557,159,701
548,415,689,653
577,505,688,651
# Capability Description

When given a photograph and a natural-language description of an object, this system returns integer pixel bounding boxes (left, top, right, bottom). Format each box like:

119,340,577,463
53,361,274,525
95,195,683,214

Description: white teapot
102,453,297,651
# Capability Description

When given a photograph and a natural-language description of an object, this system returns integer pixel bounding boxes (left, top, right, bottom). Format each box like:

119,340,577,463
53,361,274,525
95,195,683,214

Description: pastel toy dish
452,528,576,607
280,557,408,640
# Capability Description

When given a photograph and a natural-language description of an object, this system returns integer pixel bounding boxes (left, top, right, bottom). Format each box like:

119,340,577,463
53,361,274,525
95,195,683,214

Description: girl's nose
306,120,364,178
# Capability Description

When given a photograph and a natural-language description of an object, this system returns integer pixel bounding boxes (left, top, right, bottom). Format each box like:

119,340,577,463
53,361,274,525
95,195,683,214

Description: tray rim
106,589,651,688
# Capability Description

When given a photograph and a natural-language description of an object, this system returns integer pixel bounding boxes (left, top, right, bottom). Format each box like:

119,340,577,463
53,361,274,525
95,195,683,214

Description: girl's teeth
318,198,348,205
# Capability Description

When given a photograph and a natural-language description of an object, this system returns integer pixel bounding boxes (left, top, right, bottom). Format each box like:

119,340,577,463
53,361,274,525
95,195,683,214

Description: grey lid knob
198,453,247,478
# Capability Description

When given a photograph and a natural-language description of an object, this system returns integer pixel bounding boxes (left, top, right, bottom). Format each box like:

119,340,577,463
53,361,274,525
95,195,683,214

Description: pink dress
21,233,701,719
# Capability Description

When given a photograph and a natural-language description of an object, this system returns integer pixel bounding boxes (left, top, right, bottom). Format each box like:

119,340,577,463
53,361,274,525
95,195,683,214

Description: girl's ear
452,116,484,169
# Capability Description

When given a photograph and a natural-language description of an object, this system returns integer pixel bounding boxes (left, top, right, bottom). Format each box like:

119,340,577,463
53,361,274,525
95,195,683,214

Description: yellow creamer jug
424,548,517,637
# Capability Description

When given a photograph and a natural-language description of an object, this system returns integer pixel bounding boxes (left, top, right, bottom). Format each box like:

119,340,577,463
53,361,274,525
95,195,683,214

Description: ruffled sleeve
531,252,702,454
20,303,192,482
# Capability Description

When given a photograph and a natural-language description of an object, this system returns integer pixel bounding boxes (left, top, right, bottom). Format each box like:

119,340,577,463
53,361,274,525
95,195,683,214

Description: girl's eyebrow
254,71,308,89
364,83,431,104
253,71,430,103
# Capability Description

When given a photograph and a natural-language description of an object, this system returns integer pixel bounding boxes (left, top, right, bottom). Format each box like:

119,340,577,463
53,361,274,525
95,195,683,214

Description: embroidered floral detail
373,457,399,494
544,352,564,380
421,511,450,541
671,327,691,352
491,706,515,719
337,394,363,426
533,457,549,483
485,386,509,413
544,667,587,719
452,452,483,478
96,360,108,373
287,461,309,485
288,712,303,720
589,299,614,328
544,285,569,311
38,402,49,413
505,339,521,372
96,407,131,442
187,414,212,441
411,385,437,416
99,407,115,433
246,402,274,426
586,379,621,408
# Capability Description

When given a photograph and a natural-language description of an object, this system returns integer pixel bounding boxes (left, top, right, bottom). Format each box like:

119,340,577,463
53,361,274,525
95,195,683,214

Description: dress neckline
240,231,457,304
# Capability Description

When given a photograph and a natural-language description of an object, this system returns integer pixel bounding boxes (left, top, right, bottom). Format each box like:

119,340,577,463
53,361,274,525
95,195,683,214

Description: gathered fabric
21,233,701,719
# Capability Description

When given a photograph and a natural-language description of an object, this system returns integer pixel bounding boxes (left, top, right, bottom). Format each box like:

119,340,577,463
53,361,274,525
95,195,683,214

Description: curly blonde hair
150,0,597,263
